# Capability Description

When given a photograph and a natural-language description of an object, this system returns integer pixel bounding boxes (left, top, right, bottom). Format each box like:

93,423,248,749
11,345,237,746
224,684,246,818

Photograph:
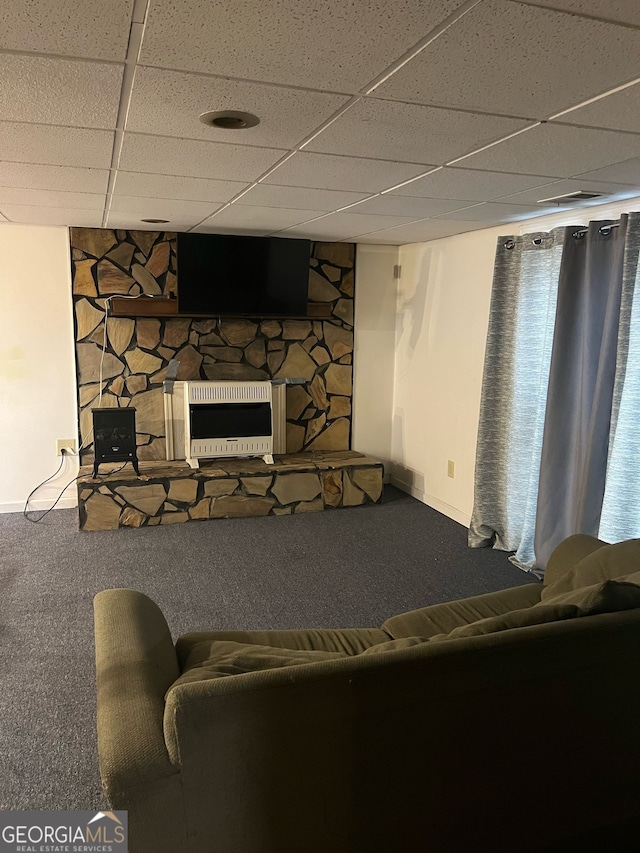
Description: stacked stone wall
70,228,355,462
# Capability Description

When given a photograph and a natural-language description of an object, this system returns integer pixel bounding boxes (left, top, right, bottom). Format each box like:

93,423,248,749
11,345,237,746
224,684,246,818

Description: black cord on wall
23,450,78,523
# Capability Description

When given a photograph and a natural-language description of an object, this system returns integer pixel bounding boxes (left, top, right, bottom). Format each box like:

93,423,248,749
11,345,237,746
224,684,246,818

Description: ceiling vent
537,190,605,206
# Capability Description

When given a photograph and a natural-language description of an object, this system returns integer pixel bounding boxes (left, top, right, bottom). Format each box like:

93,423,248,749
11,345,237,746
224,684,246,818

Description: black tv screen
177,233,311,317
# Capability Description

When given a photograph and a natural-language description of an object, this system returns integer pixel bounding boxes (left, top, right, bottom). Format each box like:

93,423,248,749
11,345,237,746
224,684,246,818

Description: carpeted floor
0,486,533,811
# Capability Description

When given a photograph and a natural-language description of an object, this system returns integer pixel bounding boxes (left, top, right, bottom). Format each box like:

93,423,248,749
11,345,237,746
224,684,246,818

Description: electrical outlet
447,459,455,479
56,438,77,456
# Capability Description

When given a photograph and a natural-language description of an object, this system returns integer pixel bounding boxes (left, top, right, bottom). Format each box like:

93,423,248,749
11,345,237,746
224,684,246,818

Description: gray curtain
600,213,640,541
468,229,564,564
533,218,628,567
469,213,640,573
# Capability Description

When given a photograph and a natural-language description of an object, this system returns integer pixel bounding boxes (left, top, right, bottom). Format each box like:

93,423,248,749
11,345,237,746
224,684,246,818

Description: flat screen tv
177,233,311,317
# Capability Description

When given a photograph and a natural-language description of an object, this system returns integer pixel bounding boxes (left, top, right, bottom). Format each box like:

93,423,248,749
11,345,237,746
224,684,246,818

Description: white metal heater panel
187,381,272,404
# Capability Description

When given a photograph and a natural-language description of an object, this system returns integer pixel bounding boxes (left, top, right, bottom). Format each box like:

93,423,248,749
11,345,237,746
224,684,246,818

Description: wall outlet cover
56,438,77,456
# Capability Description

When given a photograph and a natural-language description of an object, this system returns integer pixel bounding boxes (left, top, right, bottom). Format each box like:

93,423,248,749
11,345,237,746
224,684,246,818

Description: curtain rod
504,221,620,250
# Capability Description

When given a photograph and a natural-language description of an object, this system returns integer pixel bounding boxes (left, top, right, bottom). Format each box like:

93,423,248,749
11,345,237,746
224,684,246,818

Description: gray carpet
0,486,533,811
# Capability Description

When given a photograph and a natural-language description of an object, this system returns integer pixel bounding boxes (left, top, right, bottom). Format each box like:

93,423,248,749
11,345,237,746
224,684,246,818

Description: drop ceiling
1,0,640,244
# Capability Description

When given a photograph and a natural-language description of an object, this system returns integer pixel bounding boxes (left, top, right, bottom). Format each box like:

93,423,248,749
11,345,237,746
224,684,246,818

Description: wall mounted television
176,232,311,318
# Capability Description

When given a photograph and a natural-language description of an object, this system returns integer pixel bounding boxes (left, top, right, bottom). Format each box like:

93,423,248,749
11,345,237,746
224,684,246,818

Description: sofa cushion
541,539,640,601
540,573,640,608
434,577,640,641
169,640,349,693
176,628,389,669
382,583,542,639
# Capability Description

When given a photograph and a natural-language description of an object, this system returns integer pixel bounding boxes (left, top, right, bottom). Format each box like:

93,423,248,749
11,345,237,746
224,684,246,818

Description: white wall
0,223,78,512
391,228,501,525
352,243,399,469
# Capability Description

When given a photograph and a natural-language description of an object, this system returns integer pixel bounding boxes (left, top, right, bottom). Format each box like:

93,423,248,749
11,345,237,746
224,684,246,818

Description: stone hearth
77,451,383,531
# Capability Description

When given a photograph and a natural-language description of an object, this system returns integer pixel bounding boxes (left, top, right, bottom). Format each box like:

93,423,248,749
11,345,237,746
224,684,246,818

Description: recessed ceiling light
199,110,260,130
141,218,170,223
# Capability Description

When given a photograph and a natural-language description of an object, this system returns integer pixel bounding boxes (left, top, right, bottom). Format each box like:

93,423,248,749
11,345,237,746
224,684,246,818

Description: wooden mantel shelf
109,295,331,319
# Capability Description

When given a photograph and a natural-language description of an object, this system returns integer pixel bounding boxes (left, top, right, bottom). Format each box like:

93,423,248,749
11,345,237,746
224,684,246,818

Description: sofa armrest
543,534,608,587
94,589,180,798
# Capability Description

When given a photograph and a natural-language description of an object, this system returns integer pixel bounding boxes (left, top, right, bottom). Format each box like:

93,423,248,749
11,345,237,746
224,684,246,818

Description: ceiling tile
307,98,531,164
278,223,371,241
108,195,221,223
456,124,640,178
0,187,104,210
0,55,122,130
279,210,420,240
523,0,640,27
575,157,640,184
263,152,429,193
106,214,198,231
192,224,273,235
118,134,287,181
388,167,557,200
356,219,489,244
126,66,349,149
197,205,328,232
139,0,466,91
0,204,102,226
113,171,247,203
0,122,114,169
0,162,109,193
347,195,477,217
555,84,640,134
374,0,640,119
236,184,369,210
434,201,551,222
495,178,640,204
0,0,134,60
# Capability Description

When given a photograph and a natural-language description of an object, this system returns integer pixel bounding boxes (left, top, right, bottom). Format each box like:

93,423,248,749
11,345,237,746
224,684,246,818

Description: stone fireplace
69,228,356,464
70,227,384,531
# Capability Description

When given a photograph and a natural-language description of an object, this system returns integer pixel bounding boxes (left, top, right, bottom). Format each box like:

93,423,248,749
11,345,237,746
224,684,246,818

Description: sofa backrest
162,608,640,853
543,535,640,599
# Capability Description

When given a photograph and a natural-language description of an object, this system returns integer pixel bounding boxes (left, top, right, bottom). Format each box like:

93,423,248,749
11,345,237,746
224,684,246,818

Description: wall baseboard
0,496,78,514
390,476,471,528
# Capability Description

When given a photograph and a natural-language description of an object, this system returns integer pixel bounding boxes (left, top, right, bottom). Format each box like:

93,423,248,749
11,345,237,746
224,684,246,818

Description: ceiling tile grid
0,0,639,241
0,187,105,210
553,83,640,134
260,152,431,193
387,167,558,201
373,0,640,120
196,205,330,232
305,97,533,164
112,171,248,203
456,123,640,178
235,184,370,211
138,0,468,91
117,134,288,182
523,0,640,28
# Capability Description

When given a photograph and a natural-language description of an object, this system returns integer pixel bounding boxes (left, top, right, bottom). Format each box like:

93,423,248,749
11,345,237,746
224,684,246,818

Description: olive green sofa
94,535,640,853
